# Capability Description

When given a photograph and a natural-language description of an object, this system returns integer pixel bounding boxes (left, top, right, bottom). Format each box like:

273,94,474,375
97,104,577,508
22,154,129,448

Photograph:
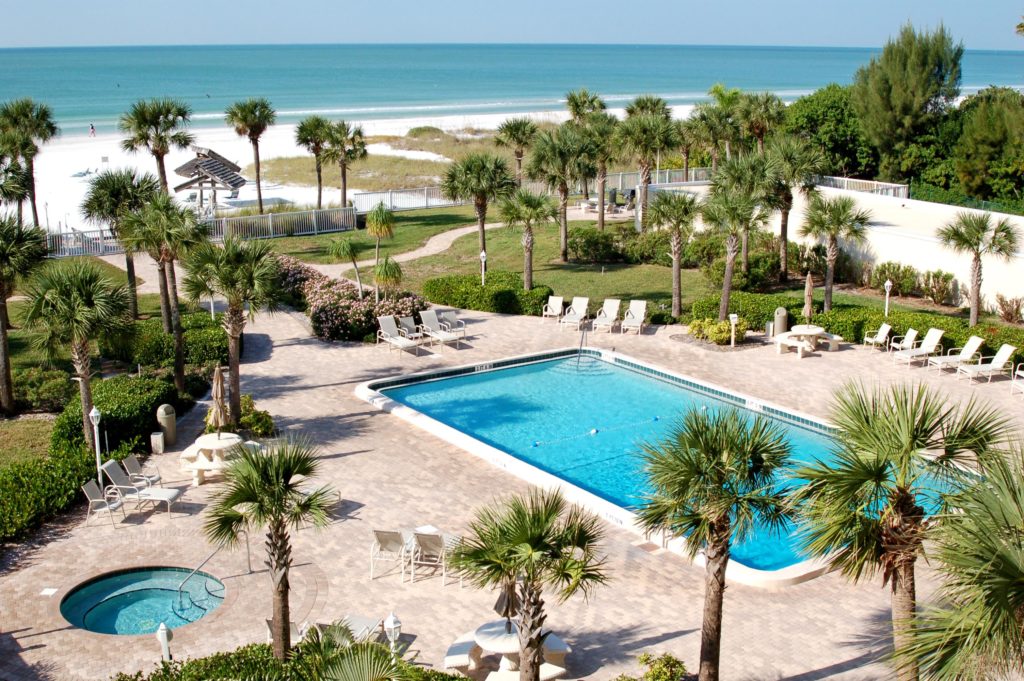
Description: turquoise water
60,567,225,635
1,44,1021,135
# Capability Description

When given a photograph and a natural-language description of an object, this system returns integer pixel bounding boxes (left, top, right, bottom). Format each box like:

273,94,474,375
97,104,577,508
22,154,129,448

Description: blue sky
3,0,1023,50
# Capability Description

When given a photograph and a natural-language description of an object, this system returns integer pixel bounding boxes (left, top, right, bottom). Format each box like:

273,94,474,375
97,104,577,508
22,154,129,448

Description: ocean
0,43,1021,135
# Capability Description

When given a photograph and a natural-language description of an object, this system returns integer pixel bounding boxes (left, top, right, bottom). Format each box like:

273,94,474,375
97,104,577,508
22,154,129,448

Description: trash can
156,404,176,447
150,432,165,455
774,307,789,336
765,321,775,338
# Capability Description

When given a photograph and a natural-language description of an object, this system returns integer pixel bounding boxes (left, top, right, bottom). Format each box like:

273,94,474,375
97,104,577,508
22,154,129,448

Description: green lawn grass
0,418,55,466
14,255,142,296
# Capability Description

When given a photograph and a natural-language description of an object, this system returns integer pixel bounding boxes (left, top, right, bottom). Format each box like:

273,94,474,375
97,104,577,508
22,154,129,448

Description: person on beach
89,124,95,137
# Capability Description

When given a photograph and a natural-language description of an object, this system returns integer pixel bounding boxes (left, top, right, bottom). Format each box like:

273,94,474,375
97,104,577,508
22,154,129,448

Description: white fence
815,176,909,198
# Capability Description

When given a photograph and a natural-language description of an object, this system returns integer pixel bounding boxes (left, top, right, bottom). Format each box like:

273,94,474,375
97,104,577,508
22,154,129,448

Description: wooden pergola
173,147,246,209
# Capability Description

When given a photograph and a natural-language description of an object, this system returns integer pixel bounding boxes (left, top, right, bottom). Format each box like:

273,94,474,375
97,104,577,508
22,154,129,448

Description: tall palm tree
327,237,364,298
765,136,824,283
0,217,46,413
897,448,1024,680
702,187,766,320
183,237,280,423
937,212,1020,327
565,88,606,123
495,117,538,186
225,98,276,215
296,116,333,209
0,98,58,226
615,114,677,229
799,195,871,311
527,125,591,262
81,168,161,318
449,490,607,681
21,262,130,449
441,153,516,256
796,383,1013,681
365,202,394,304
706,84,742,159
647,191,701,317
712,154,774,273
324,121,367,208
373,256,403,301
297,626,412,681
499,188,557,290
693,103,731,174
638,407,792,681
205,438,334,660
674,117,705,182
118,98,195,193
737,92,785,154
0,150,29,216
625,94,671,120
581,111,618,230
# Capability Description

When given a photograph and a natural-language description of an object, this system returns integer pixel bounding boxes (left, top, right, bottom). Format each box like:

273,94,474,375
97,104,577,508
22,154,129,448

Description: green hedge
422,271,554,316
691,291,805,328
102,313,229,368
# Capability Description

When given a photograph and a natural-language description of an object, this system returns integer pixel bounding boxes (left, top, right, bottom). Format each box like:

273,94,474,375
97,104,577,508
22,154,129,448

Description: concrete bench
487,663,566,681
819,332,844,352
774,332,812,358
444,631,483,671
543,632,571,666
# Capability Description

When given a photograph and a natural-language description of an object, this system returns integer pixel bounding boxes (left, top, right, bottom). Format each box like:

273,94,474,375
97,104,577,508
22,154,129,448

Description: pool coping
354,346,833,589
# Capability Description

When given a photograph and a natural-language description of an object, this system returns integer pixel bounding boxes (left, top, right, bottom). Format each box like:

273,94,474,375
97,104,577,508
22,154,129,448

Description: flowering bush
275,254,328,308
302,274,426,342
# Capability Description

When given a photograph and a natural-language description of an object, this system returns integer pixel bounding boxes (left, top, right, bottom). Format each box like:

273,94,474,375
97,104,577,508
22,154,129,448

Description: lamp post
89,407,102,486
383,611,401,653
156,622,173,661
884,279,893,318
729,313,739,348
479,250,487,287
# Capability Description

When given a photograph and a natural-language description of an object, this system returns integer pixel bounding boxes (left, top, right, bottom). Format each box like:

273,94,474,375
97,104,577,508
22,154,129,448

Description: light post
729,313,738,348
884,279,893,318
89,407,102,486
479,250,487,287
383,611,401,653
156,622,173,661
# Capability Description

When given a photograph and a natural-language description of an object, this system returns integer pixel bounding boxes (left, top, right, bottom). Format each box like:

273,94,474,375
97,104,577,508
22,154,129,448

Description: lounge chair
123,454,162,487
891,328,944,367
956,344,1017,383
438,310,467,339
559,297,589,330
620,300,647,335
928,335,984,372
1011,363,1024,398
370,529,410,581
487,663,567,681
420,309,462,349
341,614,383,643
101,460,181,516
411,532,448,585
82,480,126,527
592,299,621,333
265,619,305,644
542,296,564,321
398,316,425,343
888,328,919,353
377,316,421,355
863,323,892,349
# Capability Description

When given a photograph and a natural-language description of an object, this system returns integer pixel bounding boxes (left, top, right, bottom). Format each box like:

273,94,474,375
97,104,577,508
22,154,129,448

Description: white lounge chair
891,328,944,367
559,297,589,330
101,459,181,517
420,309,462,349
340,614,383,643
863,323,892,349
620,300,647,335
123,454,162,487
438,310,467,339
888,328,919,353
928,335,984,372
1011,364,1024,398
956,344,1017,383
592,299,621,333
377,316,422,356
542,296,564,321
82,480,126,527
370,529,410,581
265,619,306,644
411,532,448,585
487,663,567,681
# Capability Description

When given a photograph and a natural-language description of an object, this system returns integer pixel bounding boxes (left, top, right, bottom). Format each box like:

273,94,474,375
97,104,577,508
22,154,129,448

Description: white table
475,620,520,671
189,432,243,485
790,324,826,348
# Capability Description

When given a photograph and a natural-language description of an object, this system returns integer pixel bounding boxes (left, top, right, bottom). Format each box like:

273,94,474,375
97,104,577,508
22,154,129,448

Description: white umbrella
803,272,815,322
206,366,229,437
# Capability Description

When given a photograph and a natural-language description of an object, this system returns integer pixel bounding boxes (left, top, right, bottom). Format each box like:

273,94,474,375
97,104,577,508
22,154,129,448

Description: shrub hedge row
422,271,553,316
102,313,229,368
691,291,806,328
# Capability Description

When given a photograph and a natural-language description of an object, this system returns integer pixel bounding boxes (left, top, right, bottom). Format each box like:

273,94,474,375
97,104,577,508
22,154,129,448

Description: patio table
475,620,521,670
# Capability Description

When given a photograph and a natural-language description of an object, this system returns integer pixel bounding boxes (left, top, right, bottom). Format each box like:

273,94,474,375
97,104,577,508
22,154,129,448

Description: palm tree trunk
155,260,172,333
970,254,982,327
253,140,264,215
824,239,838,312
725,140,732,161
699,540,730,681
0,292,14,414
26,156,40,227
165,260,186,393
340,162,348,208
225,306,244,424
314,158,323,210
683,151,690,181
891,561,919,681
596,164,607,232
475,199,488,254
516,582,546,681
515,151,524,186
719,236,738,321
778,204,791,283
267,518,293,661
757,136,765,155
351,257,363,298
124,252,139,319
740,228,749,274
639,163,652,231
558,186,569,263
523,227,534,291
155,153,169,194
670,231,682,318
582,177,589,201
374,238,381,304
72,342,95,451
711,150,719,176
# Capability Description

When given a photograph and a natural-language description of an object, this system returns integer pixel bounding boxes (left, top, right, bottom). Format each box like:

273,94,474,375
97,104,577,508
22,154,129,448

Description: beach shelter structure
173,147,246,210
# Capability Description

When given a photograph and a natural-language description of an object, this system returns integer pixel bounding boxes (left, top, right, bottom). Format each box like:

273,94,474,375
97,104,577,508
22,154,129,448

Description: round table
790,324,824,336
194,432,243,454
474,620,520,671
188,433,243,486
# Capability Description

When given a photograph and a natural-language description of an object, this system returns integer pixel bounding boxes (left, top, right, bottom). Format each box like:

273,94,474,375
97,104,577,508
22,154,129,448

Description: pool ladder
176,530,252,608
576,328,587,368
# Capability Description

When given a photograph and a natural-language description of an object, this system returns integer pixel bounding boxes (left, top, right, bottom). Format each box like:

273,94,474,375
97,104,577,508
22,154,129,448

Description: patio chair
420,309,462,349
438,310,467,339
956,344,1017,383
123,454,162,487
928,335,984,372
542,296,564,321
1012,364,1024,398
592,299,621,333
863,323,892,349
101,459,181,517
370,529,410,581
891,328,944,367
341,614,383,643
398,316,425,343
559,297,589,330
81,479,126,527
411,532,449,585
377,316,421,356
620,300,647,335
888,328,919,353
265,619,306,644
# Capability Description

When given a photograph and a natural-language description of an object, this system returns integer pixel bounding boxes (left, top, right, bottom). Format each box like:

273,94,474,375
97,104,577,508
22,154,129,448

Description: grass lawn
14,255,142,296
268,205,478,264
0,417,54,466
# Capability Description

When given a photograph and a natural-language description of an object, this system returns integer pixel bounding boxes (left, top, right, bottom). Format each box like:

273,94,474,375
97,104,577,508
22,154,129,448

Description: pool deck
3,307,1022,680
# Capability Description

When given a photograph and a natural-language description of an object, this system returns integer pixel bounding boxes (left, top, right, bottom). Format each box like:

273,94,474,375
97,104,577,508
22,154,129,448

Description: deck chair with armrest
956,344,1018,383
592,299,621,333
891,328,944,367
377,315,422,356
420,309,462,349
620,300,647,335
559,297,589,331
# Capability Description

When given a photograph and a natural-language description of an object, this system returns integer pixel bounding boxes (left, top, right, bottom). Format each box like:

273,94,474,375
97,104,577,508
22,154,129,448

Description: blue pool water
383,355,840,571
61,568,225,635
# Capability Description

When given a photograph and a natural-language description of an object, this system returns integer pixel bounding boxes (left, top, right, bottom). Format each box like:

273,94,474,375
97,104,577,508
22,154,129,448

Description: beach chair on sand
863,323,892,349
620,300,647,335
377,316,421,356
891,328,944,367
956,344,1017,383
928,335,984,372
592,299,621,333
559,297,589,330
542,296,564,321
420,309,462,349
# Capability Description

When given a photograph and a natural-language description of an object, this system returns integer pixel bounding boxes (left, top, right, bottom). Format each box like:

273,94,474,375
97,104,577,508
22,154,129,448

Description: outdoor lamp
479,250,487,286
156,622,173,661
884,279,893,318
89,407,102,486
383,611,401,652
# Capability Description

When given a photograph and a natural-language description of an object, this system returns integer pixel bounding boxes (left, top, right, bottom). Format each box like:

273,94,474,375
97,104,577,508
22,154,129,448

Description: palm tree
712,154,774,273
296,116,333,209
702,187,766,320
737,92,785,154
674,117,705,182
373,256,403,300
897,448,1024,680
225,98,276,215
625,94,671,120
796,383,1013,681
441,153,516,256
499,188,557,290
937,212,1020,326
297,625,412,681
0,217,46,413
637,407,792,681
365,202,394,304
81,168,161,318
495,117,538,186
527,125,590,262
581,111,618,230
0,98,58,226
204,438,334,660
566,88,606,123
183,237,280,424
765,136,824,282
648,191,701,317
449,490,607,681
0,151,29,216
21,262,130,449
693,103,731,174
706,84,742,159
118,98,195,193
327,237,364,298
615,114,676,228
799,195,871,311
324,121,367,208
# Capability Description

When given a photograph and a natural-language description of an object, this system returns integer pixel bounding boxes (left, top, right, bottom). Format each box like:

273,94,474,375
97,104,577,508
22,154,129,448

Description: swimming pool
60,567,225,635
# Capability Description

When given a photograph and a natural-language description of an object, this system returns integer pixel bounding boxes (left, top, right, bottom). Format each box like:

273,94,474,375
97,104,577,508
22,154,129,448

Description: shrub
612,652,690,681
684,230,726,268
422,271,554,316
995,294,1023,323
13,368,75,413
701,258,746,291
568,226,621,263
619,228,672,267
692,291,804,328
690,317,748,345
275,254,329,309
102,314,229,368
303,273,427,342
921,270,956,305
240,394,276,438
871,261,919,296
